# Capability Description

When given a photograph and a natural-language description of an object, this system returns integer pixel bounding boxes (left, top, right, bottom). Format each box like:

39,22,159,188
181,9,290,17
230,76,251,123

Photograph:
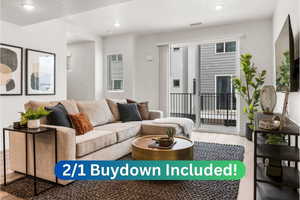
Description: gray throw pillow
117,103,142,122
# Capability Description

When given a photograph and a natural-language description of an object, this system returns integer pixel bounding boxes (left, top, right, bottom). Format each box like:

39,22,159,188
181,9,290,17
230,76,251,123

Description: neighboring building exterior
170,46,197,94
107,54,124,90
170,47,189,93
170,41,237,121
199,42,237,94
170,41,237,95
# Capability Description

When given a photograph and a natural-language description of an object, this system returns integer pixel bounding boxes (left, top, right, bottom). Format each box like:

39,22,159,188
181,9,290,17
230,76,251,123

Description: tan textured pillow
106,98,127,121
24,100,80,124
24,100,59,124
69,113,93,135
77,100,114,126
127,99,150,120
25,100,58,111
60,100,80,114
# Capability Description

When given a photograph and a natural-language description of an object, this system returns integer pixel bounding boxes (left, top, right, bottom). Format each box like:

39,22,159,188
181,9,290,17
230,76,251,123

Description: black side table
254,113,300,200
2,126,58,195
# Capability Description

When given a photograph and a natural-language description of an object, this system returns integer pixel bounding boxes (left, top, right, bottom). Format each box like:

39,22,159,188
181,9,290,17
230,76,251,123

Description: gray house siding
199,43,237,93
199,43,237,111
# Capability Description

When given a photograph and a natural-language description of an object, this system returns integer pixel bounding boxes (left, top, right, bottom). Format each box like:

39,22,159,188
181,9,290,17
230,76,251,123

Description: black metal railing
170,93,196,121
170,93,236,126
200,93,236,126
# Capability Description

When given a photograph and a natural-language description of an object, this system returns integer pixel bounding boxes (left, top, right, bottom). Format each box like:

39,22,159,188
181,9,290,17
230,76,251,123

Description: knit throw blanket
153,117,194,138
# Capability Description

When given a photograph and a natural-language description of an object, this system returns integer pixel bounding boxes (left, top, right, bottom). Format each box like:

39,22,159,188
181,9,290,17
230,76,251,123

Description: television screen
275,15,297,92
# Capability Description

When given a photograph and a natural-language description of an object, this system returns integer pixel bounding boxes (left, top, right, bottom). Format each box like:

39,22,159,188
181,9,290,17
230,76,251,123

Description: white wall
94,38,104,100
66,23,104,100
134,19,273,135
67,42,96,100
0,20,68,150
103,34,136,99
273,0,300,124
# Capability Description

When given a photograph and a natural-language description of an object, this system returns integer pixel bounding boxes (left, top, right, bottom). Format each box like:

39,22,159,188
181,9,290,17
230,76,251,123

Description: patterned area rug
1,142,245,200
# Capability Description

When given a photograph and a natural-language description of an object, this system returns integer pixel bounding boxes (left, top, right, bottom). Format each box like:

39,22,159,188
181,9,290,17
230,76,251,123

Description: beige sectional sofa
9,99,186,185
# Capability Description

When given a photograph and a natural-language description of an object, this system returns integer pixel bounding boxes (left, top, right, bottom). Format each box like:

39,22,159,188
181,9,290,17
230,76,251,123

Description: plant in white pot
20,107,51,129
233,54,266,141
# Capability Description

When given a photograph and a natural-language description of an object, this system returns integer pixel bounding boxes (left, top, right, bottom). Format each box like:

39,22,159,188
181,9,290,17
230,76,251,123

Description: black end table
254,113,300,200
2,126,58,195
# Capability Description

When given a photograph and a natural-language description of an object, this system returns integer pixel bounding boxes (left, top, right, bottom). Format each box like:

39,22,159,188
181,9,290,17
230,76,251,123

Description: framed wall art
26,49,56,95
0,43,23,96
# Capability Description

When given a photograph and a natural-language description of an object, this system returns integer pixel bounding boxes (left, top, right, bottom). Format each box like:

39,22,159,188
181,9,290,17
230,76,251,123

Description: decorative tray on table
148,141,177,149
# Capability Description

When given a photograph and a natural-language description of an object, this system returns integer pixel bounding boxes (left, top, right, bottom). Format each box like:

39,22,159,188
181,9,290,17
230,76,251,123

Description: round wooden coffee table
132,135,194,160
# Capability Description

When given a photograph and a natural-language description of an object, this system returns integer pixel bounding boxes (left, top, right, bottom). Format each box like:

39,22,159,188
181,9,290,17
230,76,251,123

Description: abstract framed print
0,43,23,96
26,49,56,95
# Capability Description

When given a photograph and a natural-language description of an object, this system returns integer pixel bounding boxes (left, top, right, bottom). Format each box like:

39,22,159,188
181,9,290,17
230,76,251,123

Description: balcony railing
170,93,236,126
170,93,195,121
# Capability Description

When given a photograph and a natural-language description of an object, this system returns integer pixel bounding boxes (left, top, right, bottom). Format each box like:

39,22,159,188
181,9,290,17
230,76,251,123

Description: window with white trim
216,41,236,54
173,79,180,88
107,54,124,90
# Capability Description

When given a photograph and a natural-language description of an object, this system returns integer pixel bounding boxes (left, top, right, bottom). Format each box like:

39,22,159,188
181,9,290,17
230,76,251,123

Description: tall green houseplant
233,54,266,139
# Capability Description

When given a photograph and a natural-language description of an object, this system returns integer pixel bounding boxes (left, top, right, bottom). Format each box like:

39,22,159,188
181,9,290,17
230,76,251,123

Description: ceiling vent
190,22,203,27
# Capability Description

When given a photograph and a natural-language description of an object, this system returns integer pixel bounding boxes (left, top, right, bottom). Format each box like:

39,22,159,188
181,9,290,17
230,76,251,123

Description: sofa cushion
61,100,80,114
95,122,141,142
117,103,142,122
76,130,117,158
141,121,182,136
25,101,59,124
106,98,127,122
127,99,150,120
25,100,79,124
46,103,73,128
69,113,94,135
77,100,114,126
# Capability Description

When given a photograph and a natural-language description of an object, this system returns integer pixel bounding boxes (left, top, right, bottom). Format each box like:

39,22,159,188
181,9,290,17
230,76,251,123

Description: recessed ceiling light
114,21,120,28
216,5,223,11
23,4,35,11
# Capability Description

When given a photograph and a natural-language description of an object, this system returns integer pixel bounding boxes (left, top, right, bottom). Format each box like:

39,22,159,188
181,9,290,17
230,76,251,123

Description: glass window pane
113,80,122,90
216,76,232,110
173,79,180,87
118,54,122,61
216,43,224,53
216,76,231,93
107,54,123,90
225,41,236,52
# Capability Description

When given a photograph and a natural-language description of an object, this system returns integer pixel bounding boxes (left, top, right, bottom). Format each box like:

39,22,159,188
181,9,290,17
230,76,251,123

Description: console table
2,126,58,196
254,113,300,200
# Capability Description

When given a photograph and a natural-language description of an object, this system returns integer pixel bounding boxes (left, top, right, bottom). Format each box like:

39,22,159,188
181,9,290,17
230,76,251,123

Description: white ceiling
64,0,278,36
1,0,278,37
0,0,132,25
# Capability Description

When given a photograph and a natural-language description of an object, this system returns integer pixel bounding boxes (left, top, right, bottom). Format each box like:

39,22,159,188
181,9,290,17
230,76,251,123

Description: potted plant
233,54,266,141
154,128,175,147
265,134,286,180
20,107,51,129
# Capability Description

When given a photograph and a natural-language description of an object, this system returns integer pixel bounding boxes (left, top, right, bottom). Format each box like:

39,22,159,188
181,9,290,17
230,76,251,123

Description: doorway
168,40,238,134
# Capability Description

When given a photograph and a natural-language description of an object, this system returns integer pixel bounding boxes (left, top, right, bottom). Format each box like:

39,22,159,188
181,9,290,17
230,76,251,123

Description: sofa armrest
149,110,163,120
41,124,76,161
9,124,76,185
